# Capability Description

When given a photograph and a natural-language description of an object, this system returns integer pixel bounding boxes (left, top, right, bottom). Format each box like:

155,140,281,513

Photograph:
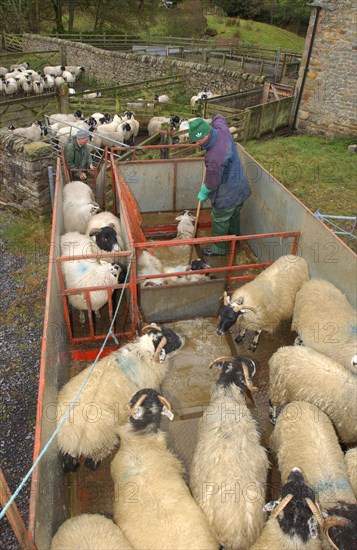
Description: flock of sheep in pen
54,172,357,550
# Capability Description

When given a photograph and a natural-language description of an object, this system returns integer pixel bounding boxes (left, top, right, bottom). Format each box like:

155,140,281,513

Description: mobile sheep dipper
11,142,355,548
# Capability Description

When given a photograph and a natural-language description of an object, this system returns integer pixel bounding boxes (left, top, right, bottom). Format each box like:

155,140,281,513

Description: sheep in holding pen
165,209,196,256
190,355,268,549
268,345,357,446
10,120,44,141
147,115,180,136
60,231,120,324
271,401,357,549
216,255,309,351
291,278,357,372
51,513,133,550
56,324,183,472
43,65,65,76
86,211,125,254
63,180,101,234
271,401,356,511
111,388,219,550
250,468,324,550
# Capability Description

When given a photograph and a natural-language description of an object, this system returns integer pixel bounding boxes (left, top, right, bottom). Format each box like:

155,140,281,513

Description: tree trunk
53,0,65,33
68,0,75,32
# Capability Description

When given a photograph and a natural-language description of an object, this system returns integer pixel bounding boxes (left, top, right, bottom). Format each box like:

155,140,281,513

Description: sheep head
208,355,257,393
175,210,196,223
126,388,174,432
89,225,120,252
216,291,257,335
141,323,184,357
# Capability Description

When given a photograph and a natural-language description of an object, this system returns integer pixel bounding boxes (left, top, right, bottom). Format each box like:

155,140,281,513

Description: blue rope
0,251,134,521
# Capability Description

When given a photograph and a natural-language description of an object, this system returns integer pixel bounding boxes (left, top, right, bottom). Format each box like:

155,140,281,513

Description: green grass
206,16,305,52
244,136,357,246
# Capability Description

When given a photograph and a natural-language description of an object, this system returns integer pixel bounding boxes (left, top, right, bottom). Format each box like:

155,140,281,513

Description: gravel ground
0,210,47,550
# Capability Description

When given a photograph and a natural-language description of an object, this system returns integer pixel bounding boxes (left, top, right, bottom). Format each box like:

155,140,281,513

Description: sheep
17,78,32,94
250,468,323,550
4,78,18,95
56,324,181,471
32,79,44,94
63,180,95,203
344,448,357,497
147,115,180,136
12,121,43,141
86,211,125,252
322,502,357,550
83,90,102,99
137,249,166,287
118,116,140,145
43,65,65,76
10,62,29,70
189,355,268,549
62,70,76,84
0,66,9,76
271,401,357,510
93,127,127,148
217,254,309,351
155,93,169,103
47,110,83,125
65,65,85,77
96,118,121,133
269,345,357,446
291,278,357,372
111,388,219,550
91,112,111,123
51,513,133,550
63,193,101,234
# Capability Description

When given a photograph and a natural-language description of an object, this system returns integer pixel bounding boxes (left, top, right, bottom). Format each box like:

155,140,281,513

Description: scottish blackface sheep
271,401,356,510
86,211,125,254
63,181,101,234
251,468,323,550
51,513,133,549
292,278,357,372
56,324,183,472
190,355,268,549
269,345,357,446
111,388,219,550
217,255,309,351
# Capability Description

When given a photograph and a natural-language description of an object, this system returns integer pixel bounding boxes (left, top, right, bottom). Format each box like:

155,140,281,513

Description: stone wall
0,129,54,214
296,0,356,137
22,34,264,94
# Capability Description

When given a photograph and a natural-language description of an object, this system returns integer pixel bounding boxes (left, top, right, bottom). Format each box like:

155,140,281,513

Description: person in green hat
64,129,95,182
188,115,251,256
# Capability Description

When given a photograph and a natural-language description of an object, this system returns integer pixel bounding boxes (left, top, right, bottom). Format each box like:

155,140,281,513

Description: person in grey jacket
189,116,251,256
64,129,95,181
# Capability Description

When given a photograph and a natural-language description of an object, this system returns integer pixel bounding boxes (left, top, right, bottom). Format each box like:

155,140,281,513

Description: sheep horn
126,393,147,417
242,361,258,392
270,493,294,519
322,515,351,550
208,356,233,369
305,498,325,527
141,323,162,334
154,336,167,362
158,395,172,411
220,291,230,305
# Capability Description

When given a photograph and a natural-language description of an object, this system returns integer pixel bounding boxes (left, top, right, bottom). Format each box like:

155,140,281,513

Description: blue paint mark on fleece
350,325,357,335
115,351,139,383
313,479,351,494
75,262,90,275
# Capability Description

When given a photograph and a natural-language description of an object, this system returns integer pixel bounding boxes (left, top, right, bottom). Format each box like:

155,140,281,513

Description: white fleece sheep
63,182,101,234
12,121,42,141
65,65,85,77
292,278,357,372
43,65,65,76
190,356,268,549
250,468,323,550
137,249,166,286
344,448,357,498
166,210,196,256
86,211,125,251
271,401,356,510
111,389,219,550
147,116,172,136
47,110,83,125
269,345,357,446
56,328,171,470
217,255,309,351
51,513,133,550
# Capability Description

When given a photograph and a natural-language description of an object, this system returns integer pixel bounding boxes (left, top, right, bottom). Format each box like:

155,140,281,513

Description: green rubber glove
197,183,211,202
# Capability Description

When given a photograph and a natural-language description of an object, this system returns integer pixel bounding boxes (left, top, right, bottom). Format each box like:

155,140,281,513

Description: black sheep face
146,325,184,356
89,226,119,252
216,304,242,335
278,468,317,544
216,356,256,391
326,502,357,550
129,388,166,433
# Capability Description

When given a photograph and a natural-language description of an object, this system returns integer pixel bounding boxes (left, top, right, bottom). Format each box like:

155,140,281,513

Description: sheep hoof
84,458,101,471
62,453,80,473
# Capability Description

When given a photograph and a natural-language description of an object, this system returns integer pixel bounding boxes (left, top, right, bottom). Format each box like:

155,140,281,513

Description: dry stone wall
0,129,54,214
296,0,356,137
22,34,264,95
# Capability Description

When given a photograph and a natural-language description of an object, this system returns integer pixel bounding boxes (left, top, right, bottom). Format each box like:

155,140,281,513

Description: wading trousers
210,203,242,254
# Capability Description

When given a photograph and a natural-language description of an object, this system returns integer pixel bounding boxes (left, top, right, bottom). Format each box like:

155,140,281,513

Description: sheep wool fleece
64,136,93,170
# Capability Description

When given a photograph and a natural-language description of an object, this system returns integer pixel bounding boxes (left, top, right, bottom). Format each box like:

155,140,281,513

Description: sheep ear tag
159,348,166,363
308,516,318,539
132,406,144,420
161,406,174,421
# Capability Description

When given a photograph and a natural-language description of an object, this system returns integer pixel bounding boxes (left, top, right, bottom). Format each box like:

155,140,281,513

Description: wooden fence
0,93,59,128
0,48,63,72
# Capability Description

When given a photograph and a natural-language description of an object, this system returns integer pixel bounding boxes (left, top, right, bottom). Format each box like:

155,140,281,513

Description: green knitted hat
188,118,211,142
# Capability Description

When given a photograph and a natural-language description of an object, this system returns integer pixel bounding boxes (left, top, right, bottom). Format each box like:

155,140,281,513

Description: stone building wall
296,0,356,137
22,34,264,94
0,129,54,214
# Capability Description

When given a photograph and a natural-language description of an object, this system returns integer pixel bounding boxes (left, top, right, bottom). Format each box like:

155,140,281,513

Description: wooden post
0,468,37,550
272,100,281,134
58,83,69,114
243,109,251,143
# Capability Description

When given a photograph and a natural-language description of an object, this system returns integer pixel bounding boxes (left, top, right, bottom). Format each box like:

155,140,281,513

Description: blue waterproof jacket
201,115,251,210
